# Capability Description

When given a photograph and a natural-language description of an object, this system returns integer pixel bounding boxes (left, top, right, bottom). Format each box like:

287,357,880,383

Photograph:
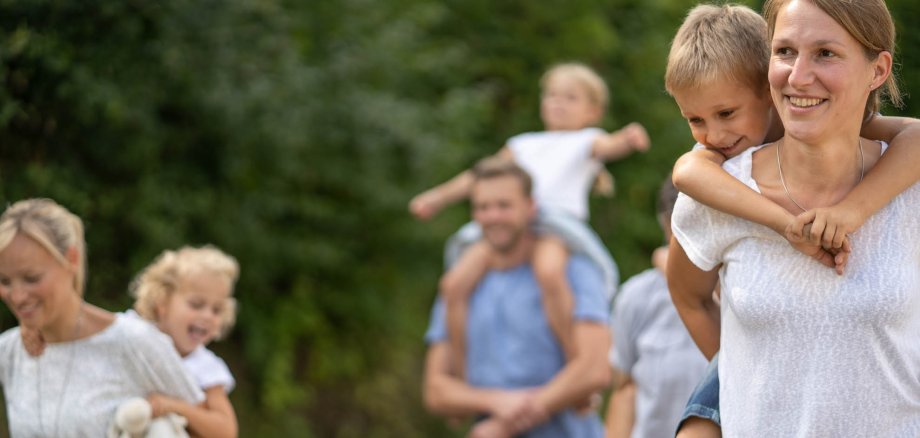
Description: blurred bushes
0,0,916,436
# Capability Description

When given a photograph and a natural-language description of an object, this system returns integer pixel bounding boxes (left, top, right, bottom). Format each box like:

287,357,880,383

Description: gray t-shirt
610,268,708,438
672,144,920,437
0,313,204,437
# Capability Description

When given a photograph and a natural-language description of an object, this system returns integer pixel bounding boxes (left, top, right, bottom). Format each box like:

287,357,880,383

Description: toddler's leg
533,236,575,360
441,241,492,379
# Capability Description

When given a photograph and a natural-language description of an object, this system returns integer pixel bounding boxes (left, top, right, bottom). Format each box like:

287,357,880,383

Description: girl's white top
507,127,603,220
184,345,235,393
0,313,204,437
672,143,920,437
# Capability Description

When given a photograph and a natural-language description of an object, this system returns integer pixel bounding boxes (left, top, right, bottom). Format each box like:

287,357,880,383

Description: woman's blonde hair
540,63,609,112
130,245,240,339
0,199,86,296
763,0,902,118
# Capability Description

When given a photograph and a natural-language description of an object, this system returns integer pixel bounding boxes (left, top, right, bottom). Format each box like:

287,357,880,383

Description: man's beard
483,224,526,254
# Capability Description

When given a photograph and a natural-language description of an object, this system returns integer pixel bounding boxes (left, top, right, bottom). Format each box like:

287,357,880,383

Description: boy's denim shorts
677,352,721,432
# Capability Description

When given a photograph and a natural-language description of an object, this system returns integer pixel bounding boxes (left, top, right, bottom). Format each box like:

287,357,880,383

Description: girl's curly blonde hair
130,245,240,339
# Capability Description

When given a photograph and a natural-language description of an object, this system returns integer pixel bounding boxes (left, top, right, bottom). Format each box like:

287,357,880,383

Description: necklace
776,138,865,213
37,301,84,437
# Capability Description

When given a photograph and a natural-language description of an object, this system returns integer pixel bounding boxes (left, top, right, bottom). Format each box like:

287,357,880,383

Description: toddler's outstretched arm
409,148,514,221
591,122,650,161
788,116,920,248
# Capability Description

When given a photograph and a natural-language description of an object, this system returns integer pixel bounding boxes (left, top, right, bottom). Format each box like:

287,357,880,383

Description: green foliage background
0,0,917,436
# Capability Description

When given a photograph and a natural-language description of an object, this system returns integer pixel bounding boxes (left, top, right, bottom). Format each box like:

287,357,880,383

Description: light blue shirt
425,255,607,437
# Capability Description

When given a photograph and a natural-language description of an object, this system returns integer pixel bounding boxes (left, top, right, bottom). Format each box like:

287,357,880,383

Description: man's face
470,175,535,253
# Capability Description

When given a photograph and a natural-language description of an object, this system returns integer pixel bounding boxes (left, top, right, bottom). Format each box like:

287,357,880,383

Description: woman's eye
719,110,734,118
819,49,835,58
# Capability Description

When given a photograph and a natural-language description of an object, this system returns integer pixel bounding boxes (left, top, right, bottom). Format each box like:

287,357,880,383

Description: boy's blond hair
541,63,609,111
665,4,769,96
131,245,240,339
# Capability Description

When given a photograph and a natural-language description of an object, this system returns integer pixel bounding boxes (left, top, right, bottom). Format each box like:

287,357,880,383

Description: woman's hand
146,393,177,418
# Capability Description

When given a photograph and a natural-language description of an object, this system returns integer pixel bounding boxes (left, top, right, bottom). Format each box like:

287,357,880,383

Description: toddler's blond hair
131,245,240,339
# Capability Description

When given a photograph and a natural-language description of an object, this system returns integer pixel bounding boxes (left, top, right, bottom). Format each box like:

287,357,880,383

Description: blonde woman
0,199,202,437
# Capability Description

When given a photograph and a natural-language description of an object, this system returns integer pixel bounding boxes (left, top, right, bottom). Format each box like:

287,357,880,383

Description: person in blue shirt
422,157,612,438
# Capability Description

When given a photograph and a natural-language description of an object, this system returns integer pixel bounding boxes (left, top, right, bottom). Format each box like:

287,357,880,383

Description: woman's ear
65,246,81,271
870,51,893,90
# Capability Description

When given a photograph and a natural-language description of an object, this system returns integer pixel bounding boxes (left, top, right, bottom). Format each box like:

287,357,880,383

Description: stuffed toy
107,398,190,438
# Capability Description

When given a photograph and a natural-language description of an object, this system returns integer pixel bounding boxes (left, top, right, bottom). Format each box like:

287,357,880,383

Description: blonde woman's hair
763,0,902,118
665,4,770,96
0,199,87,296
130,245,240,339
541,63,609,112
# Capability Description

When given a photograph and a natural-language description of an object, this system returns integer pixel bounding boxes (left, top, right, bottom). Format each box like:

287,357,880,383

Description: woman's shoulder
0,326,21,352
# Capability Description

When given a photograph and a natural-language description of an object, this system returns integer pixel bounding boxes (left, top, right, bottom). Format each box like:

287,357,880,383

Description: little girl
128,245,240,438
410,62,650,376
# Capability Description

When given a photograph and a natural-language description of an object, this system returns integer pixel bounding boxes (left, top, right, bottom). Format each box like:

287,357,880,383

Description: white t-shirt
0,314,204,438
507,127,604,220
184,345,235,393
672,144,920,437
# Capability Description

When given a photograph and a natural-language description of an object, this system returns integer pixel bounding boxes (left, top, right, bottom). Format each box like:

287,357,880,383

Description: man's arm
424,343,507,417
666,237,720,360
531,320,612,414
605,369,636,438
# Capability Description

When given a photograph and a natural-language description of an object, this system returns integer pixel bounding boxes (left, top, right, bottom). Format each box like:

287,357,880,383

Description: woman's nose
788,55,814,89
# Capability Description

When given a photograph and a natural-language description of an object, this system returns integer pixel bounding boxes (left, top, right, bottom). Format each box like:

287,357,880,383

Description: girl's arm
789,116,920,248
591,122,650,161
409,148,514,220
672,148,793,235
148,386,238,438
665,237,720,360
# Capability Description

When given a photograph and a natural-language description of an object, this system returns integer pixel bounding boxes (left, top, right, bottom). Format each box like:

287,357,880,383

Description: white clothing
672,144,920,437
123,310,235,393
184,345,235,393
610,269,708,437
0,314,204,438
507,128,604,220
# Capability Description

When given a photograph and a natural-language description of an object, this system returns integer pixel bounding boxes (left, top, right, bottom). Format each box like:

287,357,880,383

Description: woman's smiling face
768,0,889,143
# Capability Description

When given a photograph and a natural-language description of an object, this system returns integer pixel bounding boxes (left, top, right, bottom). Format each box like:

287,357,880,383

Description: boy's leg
676,354,721,438
441,241,492,378
533,236,575,360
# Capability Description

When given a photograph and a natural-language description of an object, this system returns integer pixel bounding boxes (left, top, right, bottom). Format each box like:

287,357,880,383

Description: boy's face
673,80,776,158
540,73,602,131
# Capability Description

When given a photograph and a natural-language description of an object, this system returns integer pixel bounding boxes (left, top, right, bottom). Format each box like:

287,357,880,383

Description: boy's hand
409,190,443,221
21,327,45,357
788,207,864,250
786,223,851,275
614,122,651,153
